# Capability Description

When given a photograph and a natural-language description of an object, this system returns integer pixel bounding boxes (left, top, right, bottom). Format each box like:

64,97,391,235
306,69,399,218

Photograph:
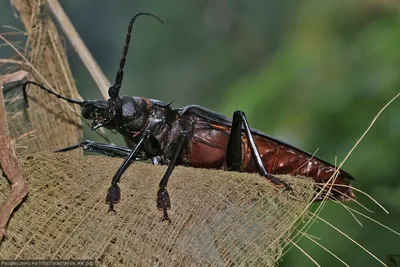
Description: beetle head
81,99,121,130
81,94,150,132
22,13,162,132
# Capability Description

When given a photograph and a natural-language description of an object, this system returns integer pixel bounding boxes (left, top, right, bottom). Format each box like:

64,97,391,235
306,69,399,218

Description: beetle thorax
116,96,150,133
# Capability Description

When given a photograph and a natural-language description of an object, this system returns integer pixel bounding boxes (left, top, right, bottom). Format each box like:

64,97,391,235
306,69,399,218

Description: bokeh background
1,0,399,266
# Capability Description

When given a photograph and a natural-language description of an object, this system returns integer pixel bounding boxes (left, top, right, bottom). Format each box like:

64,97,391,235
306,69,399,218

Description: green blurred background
1,0,399,266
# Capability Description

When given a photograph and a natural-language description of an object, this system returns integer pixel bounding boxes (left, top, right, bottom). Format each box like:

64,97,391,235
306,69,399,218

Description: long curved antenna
108,12,163,99
22,81,83,108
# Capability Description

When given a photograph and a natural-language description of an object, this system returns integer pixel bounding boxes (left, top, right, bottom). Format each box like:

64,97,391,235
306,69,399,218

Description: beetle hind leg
226,110,292,191
156,132,188,222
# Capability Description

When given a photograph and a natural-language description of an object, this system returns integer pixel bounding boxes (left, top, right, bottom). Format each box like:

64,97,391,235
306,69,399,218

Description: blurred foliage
1,0,399,266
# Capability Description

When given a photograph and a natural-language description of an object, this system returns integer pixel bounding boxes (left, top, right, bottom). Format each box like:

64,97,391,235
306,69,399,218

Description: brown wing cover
187,127,229,169
186,123,355,201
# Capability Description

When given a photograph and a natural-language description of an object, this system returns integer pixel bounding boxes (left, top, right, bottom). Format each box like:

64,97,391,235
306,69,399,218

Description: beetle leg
227,110,292,191
105,130,150,213
57,140,134,158
157,132,188,222
226,111,243,172
151,156,163,165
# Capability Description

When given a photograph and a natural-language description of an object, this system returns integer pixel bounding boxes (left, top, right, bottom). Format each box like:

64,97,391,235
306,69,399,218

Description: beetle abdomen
242,135,355,201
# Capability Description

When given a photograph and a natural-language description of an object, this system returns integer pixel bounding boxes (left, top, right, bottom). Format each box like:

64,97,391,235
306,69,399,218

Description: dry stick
0,30,26,36
290,240,321,267
0,59,26,65
298,231,350,267
0,70,28,85
0,78,29,243
47,0,111,98
343,205,400,237
47,0,111,139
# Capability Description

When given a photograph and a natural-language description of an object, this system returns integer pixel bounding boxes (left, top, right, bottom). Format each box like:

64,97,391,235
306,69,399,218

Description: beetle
22,12,355,221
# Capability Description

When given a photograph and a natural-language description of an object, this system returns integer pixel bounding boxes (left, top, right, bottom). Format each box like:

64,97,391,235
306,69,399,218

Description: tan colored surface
0,153,314,266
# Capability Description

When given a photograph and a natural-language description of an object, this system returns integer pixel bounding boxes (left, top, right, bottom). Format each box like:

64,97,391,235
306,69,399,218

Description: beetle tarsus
157,187,172,222
106,184,121,212
108,206,117,214
266,173,293,192
162,210,171,223
283,183,293,192
157,187,171,210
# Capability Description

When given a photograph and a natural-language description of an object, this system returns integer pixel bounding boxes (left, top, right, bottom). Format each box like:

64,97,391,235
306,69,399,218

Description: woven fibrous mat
0,152,314,266
4,0,82,153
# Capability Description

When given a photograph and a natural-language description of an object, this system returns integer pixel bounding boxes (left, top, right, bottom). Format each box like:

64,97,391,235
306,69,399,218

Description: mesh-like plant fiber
1,2,317,265
0,152,314,266
4,0,82,153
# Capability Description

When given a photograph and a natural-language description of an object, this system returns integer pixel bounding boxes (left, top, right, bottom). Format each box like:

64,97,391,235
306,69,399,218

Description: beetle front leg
157,132,188,222
57,140,134,158
106,130,150,213
226,110,292,191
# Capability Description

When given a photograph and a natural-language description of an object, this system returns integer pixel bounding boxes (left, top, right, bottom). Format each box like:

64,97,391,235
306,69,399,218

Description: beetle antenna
108,12,163,100
22,81,84,108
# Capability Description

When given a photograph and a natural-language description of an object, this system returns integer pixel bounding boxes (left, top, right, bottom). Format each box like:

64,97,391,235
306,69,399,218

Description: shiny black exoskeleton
22,12,355,221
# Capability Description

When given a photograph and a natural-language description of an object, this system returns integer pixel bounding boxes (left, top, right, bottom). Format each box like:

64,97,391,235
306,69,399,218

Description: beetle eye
82,104,94,119
122,102,136,117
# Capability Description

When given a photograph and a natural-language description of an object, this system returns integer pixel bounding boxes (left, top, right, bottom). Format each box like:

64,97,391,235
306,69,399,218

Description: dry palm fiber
3,0,81,153
1,1,317,265
0,152,315,266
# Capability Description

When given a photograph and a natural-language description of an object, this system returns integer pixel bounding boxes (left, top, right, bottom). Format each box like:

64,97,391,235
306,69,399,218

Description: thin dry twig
0,77,29,243
48,0,110,139
0,70,28,85
290,240,321,267
311,212,387,266
47,0,111,98
0,59,26,66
